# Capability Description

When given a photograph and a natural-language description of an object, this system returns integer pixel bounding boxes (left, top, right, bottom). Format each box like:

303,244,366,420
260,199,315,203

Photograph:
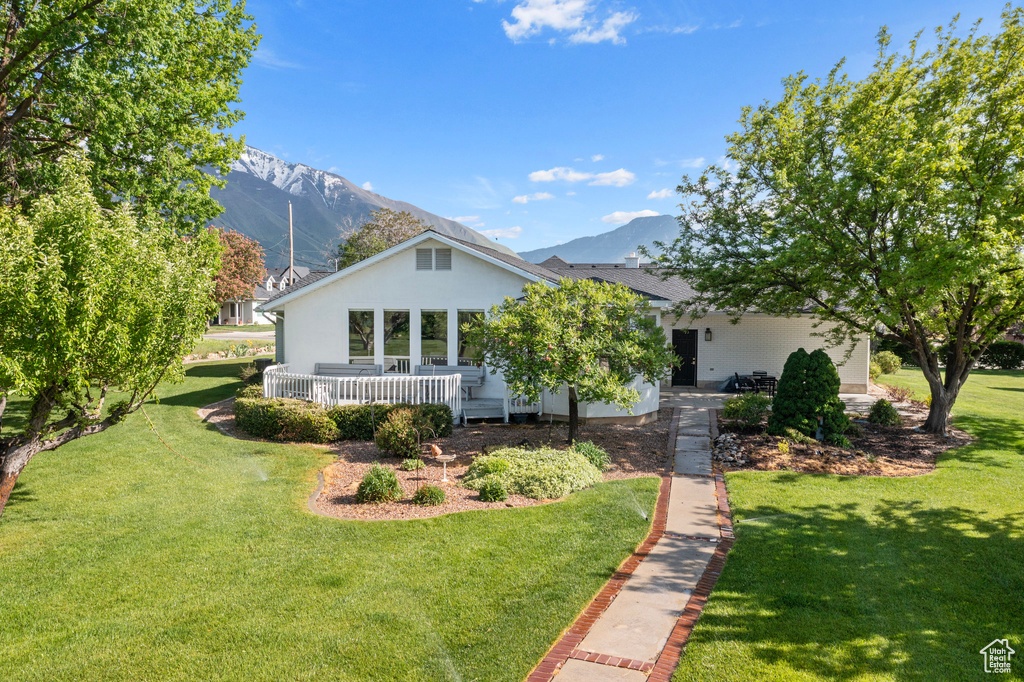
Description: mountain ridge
210,146,518,268
518,214,679,264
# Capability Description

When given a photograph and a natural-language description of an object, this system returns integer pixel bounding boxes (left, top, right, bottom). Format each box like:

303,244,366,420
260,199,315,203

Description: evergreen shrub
355,464,403,503
868,398,902,426
768,348,848,441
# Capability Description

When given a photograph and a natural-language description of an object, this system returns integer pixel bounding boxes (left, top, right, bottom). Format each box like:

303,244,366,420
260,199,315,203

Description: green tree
211,227,266,309
336,208,429,269
769,349,849,442
0,159,221,518
651,9,1024,434
467,278,673,443
0,1,258,228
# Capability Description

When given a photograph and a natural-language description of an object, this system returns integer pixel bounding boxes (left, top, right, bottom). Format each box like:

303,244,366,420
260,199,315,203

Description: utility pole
288,201,295,285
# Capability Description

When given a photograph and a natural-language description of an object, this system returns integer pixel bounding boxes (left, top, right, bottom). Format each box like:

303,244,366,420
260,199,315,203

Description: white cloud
448,215,481,223
589,168,635,187
362,181,374,191
591,154,604,162
566,190,576,196
601,209,659,224
647,188,673,199
568,11,637,45
480,226,523,239
511,192,555,204
501,0,636,45
717,155,737,173
252,48,300,70
529,166,593,183
529,166,634,186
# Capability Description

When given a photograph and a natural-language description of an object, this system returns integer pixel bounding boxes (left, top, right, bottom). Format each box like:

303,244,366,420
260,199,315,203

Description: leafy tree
651,9,1024,434
337,208,429,269
467,278,673,442
0,1,258,228
211,227,266,309
0,159,221,518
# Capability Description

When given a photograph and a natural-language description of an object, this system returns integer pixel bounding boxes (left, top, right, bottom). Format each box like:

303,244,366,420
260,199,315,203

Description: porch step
462,399,505,422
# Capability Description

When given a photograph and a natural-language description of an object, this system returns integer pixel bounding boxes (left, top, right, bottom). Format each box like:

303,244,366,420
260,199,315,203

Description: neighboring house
216,266,312,325
258,230,869,423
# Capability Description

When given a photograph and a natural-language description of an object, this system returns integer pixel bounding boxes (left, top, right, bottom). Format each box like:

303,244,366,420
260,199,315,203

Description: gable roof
544,261,694,303
259,230,558,311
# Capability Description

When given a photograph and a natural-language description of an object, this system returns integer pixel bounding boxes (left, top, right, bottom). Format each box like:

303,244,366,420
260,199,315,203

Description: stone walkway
529,393,732,681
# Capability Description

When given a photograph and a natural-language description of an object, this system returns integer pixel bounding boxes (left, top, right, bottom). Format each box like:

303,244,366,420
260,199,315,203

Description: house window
229,302,237,318
349,310,374,364
435,248,452,270
458,310,485,366
416,248,433,270
421,310,447,366
383,310,410,373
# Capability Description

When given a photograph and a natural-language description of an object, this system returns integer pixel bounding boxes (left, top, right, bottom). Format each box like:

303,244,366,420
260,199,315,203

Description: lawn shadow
693,500,1024,680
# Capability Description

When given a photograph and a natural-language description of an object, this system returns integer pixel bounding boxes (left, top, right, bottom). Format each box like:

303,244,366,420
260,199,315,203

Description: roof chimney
624,252,640,268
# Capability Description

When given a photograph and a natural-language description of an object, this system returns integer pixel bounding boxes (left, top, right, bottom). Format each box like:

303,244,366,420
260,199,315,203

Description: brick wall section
663,312,870,392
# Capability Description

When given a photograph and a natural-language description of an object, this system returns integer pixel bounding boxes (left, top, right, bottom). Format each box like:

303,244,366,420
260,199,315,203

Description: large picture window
421,310,448,366
383,310,410,373
349,310,374,364
458,310,485,366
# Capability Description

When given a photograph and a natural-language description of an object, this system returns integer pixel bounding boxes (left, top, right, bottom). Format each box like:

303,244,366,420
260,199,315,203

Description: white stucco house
257,230,869,424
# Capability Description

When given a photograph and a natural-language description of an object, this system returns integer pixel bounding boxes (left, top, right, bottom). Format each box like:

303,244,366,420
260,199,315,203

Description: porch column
410,308,422,371
447,308,458,367
373,308,384,368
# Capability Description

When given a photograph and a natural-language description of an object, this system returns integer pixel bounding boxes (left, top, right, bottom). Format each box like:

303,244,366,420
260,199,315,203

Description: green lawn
675,370,1024,681
0,359,659,681
208,324,276,333
190,338,274,357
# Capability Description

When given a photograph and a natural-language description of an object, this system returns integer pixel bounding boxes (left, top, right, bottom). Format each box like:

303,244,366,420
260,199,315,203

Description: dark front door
672,329,698,386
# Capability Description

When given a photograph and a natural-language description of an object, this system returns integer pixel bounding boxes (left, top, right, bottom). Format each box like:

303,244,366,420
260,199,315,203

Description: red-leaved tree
210,228,265,307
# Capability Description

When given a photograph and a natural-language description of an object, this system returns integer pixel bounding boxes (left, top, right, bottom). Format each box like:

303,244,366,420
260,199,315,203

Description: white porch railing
262,364,462,417
505,391,542,420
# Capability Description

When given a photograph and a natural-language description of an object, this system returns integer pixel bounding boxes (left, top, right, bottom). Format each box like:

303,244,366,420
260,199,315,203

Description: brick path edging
525,406,738,682
647,407,735,682
524,408,681,682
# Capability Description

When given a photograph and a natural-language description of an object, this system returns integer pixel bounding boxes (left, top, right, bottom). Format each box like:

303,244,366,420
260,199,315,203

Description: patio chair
734,372,756,393
753,376,777,398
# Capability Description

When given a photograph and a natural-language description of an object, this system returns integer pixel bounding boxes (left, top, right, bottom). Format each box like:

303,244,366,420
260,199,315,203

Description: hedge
327,402,452,441
234,397,340,443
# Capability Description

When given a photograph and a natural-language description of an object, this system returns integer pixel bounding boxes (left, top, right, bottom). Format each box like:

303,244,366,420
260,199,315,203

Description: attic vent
435,248,452,270
416,248,433,270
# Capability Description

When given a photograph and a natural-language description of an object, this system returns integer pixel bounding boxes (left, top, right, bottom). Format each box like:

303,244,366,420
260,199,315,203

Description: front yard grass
0,359,659,681
675,370,1024,681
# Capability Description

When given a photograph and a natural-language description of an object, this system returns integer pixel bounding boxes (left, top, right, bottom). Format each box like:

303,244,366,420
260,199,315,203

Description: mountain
518,214,679,264
210,145,518,268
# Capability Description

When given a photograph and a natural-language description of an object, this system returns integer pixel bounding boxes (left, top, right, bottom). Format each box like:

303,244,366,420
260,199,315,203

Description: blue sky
236,0,1012,252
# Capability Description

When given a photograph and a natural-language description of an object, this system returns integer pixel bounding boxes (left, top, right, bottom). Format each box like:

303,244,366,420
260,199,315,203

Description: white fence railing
262,364,462,418
505,391,542,419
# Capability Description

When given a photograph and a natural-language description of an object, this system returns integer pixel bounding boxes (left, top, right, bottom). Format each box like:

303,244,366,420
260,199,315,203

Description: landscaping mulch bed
716,403,971,477
198,399,671,521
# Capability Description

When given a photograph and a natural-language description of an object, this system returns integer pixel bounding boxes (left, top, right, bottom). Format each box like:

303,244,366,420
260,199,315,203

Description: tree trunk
916,345,973,436
568,385,579,444
0,440,40,519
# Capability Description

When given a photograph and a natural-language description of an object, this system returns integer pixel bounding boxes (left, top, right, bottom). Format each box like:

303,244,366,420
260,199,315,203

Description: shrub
477,476,508,502
355,464,403,503
463,447,601,500
375,408,422,458
468,456,511,478
777,440,790,454
236,383,263,400
238,363,263,385
769,349,849,441
868,398,902,426
234,397,340,443
874,338,917,365
983,340,1024,369
872,351,902,375
784,427,817,445
722,392,772,429
412,484,445,506
327,402,453,441
571,440,610,471
825,433,852,448
869,361,883,381
401,458,425,471
884,384,914,403
845,421,864,438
